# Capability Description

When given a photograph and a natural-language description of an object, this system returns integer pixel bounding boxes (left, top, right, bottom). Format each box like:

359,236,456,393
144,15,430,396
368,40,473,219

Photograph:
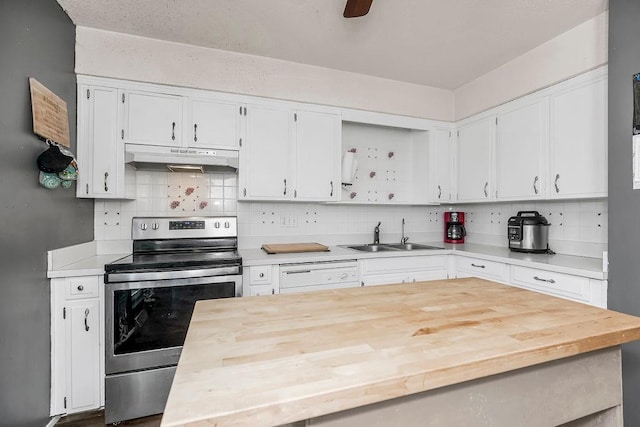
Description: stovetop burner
106,250,241,273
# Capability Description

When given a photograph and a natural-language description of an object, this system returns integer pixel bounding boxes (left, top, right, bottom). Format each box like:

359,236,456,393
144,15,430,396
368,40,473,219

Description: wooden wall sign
29,78,70,148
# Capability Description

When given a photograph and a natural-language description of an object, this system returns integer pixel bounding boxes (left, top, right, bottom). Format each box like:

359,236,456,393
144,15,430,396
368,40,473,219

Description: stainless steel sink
344,244,399,252
383,243,444,251
343,243,444,252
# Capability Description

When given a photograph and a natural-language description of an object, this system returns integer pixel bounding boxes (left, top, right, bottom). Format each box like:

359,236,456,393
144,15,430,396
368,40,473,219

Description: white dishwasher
279,260,360,294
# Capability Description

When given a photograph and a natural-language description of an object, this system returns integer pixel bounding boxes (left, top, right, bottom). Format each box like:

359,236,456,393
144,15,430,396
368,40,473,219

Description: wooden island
161,278,640,426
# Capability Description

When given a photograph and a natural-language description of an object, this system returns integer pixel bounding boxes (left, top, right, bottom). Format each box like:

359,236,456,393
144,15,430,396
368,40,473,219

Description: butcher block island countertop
161,278,640,427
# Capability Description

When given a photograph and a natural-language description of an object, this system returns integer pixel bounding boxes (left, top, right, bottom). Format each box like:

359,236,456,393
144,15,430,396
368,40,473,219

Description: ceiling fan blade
343,0,373,18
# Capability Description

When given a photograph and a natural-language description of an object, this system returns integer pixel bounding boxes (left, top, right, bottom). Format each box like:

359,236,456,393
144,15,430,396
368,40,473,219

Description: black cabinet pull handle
471,263,485,269
84,308,90,332
171,122,176,141
534,276,556,284
194,123,198,142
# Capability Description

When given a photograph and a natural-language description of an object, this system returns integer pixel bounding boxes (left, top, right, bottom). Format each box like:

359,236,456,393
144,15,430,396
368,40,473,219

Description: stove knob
224,221,230,228
214,222,220,229
151,223,159,230
140,223,148,231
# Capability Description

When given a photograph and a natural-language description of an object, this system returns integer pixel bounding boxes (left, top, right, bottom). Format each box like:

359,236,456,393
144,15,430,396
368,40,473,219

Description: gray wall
0,1,94,426
609,1,640,425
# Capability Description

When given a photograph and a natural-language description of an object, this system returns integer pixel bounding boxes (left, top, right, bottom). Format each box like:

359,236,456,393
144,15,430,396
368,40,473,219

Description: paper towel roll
342,151,358,185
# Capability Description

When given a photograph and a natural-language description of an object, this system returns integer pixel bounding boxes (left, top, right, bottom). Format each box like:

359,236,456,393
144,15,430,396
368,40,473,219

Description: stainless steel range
103,216,242,424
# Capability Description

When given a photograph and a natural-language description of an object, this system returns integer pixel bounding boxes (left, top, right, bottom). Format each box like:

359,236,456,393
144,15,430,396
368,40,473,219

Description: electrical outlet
104,211,120,226
280,214,297,227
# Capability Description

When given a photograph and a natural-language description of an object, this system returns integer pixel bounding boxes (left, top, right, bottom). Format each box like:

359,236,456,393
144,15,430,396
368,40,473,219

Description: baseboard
45,415,61,427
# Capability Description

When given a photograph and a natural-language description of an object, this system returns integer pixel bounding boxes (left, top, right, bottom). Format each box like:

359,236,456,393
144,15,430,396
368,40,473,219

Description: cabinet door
240,104,292,200
123,91,183,147
362,273,413,286
455,256,509,283
190,99,242,149
510,266,592,305
495,99,547,200
549,76,607,198
65,298,101,413
77,85,123,198
432,128,454,202
456,116,494,201
294,111,340,201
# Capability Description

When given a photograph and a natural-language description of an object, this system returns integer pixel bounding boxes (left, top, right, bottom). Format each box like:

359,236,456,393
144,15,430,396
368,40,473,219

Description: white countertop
47,241,606,280
240,242,606,280
47,253,128,278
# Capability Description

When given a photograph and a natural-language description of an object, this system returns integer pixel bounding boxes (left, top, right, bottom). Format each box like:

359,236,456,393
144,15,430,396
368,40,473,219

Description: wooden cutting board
261,242,330,254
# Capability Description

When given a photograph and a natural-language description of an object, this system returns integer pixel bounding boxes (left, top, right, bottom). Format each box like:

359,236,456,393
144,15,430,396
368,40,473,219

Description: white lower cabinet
455,256,509,283
359,256,448,286
243,265,279,296
50,276,104,416
242,254,606,308
509,265,607,308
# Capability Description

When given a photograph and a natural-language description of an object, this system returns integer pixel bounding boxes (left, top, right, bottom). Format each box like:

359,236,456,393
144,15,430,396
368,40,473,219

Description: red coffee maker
444,211,466,244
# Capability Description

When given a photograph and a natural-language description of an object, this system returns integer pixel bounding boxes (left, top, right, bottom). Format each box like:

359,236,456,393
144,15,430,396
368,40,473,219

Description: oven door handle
106,265,242,283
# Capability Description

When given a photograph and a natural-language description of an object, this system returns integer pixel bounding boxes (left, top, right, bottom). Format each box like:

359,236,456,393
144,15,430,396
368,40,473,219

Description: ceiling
57,0,608,90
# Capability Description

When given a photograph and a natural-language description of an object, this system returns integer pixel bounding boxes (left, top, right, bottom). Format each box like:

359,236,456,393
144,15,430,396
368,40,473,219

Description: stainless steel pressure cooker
507,211,551,253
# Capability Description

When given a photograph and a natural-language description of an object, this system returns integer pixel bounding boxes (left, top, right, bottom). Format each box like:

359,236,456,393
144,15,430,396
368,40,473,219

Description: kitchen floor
56,410,161,426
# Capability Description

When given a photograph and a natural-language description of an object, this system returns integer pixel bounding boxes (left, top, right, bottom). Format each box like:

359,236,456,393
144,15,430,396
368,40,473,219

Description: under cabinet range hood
125,144,238,173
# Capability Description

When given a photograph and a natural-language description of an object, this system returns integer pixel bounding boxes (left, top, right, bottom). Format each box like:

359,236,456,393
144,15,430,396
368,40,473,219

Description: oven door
105,272,242,374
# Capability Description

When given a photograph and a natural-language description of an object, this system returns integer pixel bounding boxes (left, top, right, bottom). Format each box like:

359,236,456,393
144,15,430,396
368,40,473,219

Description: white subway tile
210,175,224,187
167,173,181,185
224,187,238,200
224,175,238,187
136,171,153,185
210,187,224,199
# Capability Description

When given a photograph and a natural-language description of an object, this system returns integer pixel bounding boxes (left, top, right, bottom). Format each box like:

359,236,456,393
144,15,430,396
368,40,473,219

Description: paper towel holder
341,149,358,187
342,148,358,190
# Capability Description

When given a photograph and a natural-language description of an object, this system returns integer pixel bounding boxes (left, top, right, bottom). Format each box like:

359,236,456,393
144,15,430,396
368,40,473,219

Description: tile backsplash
95,171,607,258
94,171,238,240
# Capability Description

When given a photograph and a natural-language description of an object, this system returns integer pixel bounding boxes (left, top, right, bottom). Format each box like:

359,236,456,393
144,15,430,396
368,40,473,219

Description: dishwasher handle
282,270,312,275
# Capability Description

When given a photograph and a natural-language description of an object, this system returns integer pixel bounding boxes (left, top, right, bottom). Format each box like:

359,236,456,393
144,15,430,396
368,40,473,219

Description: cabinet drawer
510,266,590,303
249,266,272,284
248,285,275,296
67,276,100,299
363,270,448,287
360,256,446,276
456,256,508,282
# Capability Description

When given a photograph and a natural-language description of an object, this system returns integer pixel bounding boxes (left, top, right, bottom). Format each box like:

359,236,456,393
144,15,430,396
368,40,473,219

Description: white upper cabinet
495,98,547,200
240,104,292,200
239,106,341,202
549,75,608,199
294,111,340,202
452,66,607,204
456,116,495,202
122,90,184,147
189,98,242,149
431,128,454,202
76,84,135,199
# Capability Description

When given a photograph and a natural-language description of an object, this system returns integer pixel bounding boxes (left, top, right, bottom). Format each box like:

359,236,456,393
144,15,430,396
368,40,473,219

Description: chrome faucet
373,222,381,245
401,218,409,244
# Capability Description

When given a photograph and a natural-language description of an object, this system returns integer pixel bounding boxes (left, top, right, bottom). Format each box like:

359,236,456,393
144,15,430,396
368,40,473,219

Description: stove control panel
169,220,205,230
132,216,237,240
